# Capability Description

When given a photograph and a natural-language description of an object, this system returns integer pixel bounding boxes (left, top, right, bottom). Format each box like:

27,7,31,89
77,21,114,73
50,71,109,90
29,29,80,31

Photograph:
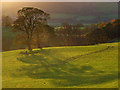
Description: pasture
2,43,118,88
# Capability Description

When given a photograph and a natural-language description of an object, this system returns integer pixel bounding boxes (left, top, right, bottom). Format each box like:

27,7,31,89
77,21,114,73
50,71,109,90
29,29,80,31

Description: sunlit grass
2,42,118,88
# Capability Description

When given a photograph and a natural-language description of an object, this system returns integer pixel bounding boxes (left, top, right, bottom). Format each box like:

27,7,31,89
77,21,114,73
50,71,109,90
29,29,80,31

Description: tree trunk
36,33,42,50
27,39,32,52
37,41,42,49
28,43,32,52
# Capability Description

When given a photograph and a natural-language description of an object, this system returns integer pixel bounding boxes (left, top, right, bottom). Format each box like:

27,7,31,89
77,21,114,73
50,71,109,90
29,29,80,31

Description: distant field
2,43,118,88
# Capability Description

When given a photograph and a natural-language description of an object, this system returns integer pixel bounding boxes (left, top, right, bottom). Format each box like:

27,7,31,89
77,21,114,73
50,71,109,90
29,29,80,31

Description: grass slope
2,43,118,88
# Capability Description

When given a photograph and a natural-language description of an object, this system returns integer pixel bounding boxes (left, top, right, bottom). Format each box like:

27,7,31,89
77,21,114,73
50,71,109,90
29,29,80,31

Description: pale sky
1,0,119,2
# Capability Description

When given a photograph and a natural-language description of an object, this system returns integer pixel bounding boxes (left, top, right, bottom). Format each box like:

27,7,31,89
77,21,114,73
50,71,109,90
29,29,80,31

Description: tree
56,23,82,46
86,19,120,45
2,15,12,27
33,24,57,48
12,7,49,51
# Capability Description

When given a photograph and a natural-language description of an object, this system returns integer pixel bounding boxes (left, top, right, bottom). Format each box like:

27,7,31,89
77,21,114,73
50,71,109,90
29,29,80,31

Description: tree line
2,7,120,51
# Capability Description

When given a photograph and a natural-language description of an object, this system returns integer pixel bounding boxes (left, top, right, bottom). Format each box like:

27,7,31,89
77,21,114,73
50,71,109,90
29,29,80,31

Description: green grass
2,43,118,88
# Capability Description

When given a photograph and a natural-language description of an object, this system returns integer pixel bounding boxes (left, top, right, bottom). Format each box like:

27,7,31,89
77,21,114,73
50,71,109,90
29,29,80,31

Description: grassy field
2,42,118,88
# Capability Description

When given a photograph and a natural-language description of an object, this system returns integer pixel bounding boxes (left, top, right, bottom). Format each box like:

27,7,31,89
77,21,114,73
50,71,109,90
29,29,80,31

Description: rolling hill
2,42,118,88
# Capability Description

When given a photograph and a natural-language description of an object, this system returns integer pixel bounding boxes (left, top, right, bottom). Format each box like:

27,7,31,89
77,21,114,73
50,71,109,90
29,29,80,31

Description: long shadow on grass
16,50,118,87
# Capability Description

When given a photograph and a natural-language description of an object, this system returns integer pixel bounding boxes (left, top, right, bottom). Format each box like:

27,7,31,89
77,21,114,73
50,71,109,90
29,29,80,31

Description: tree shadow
17,49,66,65
15,50,118,87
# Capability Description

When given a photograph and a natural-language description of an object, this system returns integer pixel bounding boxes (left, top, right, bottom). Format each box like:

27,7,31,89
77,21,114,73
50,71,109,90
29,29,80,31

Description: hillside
2,43,118,88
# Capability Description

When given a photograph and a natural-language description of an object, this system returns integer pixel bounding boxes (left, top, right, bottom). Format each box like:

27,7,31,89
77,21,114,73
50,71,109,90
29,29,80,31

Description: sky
1,2,118,26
